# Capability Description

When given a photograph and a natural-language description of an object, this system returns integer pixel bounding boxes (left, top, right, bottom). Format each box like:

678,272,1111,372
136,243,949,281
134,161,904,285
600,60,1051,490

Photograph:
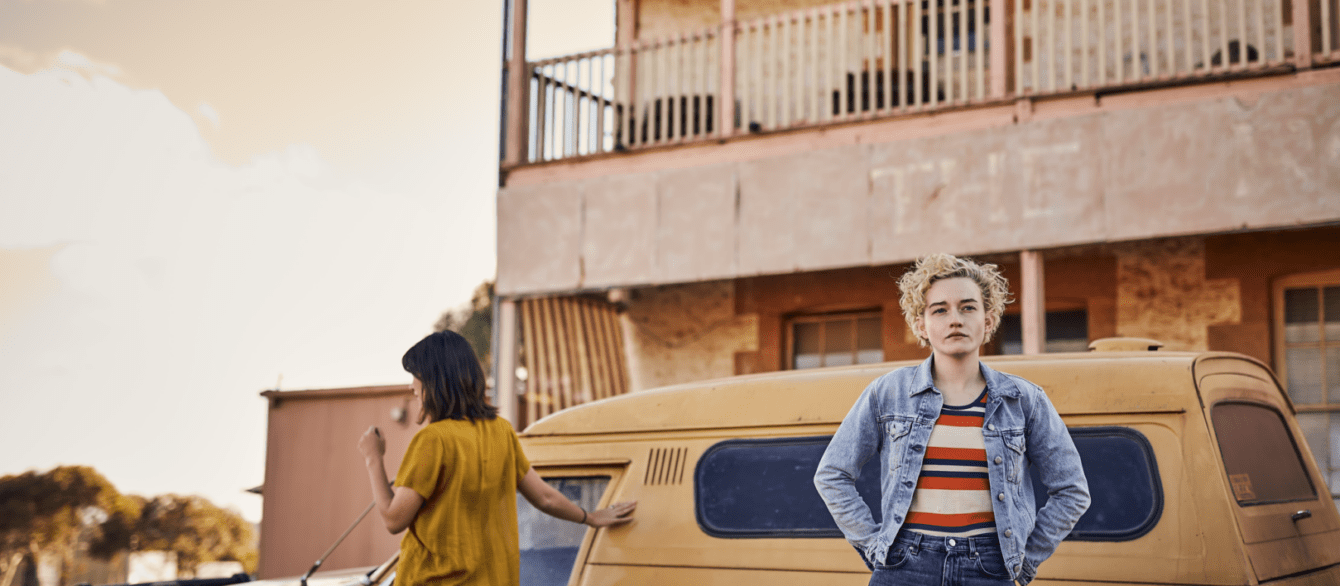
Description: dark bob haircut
402,331,496,422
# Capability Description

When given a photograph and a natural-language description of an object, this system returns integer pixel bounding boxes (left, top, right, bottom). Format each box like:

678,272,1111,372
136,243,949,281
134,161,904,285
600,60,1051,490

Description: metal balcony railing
506,0,1338,165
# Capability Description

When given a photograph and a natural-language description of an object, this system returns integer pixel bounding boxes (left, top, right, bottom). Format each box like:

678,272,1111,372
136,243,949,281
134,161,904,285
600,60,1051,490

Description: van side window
1028,427,1163,541
1211,402,1316,505
695,437,881,537
518,476,608,585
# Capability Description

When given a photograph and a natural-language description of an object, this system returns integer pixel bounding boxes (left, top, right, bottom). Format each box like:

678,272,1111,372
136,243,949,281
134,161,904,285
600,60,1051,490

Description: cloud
0,56,496,522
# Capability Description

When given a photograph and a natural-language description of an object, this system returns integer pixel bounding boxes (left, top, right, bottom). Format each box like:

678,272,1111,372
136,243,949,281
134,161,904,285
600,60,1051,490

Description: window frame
784,310,883,370
1272,268,1340,411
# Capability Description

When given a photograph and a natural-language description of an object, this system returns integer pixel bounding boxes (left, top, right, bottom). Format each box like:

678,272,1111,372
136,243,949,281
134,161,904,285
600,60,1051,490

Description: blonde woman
815,254,1089,586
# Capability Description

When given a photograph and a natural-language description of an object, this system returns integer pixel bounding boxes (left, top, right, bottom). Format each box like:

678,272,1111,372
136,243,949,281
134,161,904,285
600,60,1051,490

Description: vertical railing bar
1017,0,1026,93
1147,0,1158,79
887,0,897,108
1181,0,1192,74
1080,0,1090,87
562,60,571,157
641,40,652,146
1323,0,1333,58
676,32,686,143
1042,0,1052,91
1063,0,1072,89
695,32,704,139
808,9,818,122
917,0,926,105
901,0,910,108
542,63,551,160
1270,0,1283,63
1251,0,1265,64
1031,0,1040,91
1206,0,1216,72
839,2,849,118
867,0,878,114
764,19,774,129
930,0,940,106
1161,0,1174,74
1097,0,1106,85
782,13,790,123
749,21,759,129
956,0,966,101
975,0,985,99
596,54,605,153
1127,0,1137,81
1218,0,1230,71
580,57,589,155
1235,0,1247,69
657,38,668,143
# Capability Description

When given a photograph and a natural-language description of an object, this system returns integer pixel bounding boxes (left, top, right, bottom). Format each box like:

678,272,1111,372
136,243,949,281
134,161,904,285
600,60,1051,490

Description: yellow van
516,340,1340,586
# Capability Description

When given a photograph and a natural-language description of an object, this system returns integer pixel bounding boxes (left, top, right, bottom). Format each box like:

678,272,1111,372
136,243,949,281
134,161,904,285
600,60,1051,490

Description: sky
0,0,613,523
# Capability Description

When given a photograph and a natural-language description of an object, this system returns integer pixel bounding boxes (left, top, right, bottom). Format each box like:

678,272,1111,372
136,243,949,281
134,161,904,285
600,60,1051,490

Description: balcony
502,0,1340,165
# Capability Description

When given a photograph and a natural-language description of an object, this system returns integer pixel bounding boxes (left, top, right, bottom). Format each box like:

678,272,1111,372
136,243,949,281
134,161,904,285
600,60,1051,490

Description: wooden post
1020,250,1047,355
495,298,519,424
720,0,737,137
503,0,530,166
1293,0,1313,68
618,0,639,146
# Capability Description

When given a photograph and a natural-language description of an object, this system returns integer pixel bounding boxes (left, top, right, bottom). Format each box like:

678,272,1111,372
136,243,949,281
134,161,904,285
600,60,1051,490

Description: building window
788,312,883,370
1274,269,1340,507
997,309,1089,354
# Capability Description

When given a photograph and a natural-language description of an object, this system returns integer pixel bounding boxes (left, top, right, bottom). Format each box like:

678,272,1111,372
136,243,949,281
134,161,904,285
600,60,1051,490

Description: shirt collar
909,355,1021,399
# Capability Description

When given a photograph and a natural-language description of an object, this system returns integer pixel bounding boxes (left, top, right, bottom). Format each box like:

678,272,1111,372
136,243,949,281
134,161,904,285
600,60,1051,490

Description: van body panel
525,354,1203,437
518,351,1339,586
1194,357,1340,583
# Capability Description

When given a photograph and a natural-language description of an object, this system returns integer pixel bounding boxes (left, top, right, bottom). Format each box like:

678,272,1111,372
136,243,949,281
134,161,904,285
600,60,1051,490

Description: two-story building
493,0,1340,505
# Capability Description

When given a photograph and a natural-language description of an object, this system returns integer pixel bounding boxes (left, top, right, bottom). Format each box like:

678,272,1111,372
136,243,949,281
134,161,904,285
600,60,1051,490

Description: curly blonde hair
898,253,1013,347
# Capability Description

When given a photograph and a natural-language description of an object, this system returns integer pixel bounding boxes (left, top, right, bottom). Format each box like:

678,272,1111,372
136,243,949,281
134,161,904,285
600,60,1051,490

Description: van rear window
1211,402,1316,505
696,428,1163,541
1029,427,1163,541
695,437,881,537
518,476,608,586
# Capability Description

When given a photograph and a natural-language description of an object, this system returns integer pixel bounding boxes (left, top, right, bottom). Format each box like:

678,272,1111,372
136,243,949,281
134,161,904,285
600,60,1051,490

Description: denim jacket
814,357,1090,585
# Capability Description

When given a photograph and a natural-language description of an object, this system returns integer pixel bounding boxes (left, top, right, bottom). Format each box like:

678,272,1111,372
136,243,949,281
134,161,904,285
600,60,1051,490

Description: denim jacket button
894,515,902,523
1014,565,1022,573
998,492,1005,501
988,423,996,431
1004,529,1012,537
994,456,1003,464
903,480,913,487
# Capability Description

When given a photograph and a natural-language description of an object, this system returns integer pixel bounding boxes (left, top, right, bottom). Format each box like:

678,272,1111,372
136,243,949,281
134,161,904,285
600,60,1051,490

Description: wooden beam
503,0,530,165
494,298,518,424
1020,249,1046,355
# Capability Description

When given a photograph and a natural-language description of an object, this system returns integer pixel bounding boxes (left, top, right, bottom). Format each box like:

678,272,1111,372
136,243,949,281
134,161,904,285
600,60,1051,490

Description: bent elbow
384,517,410,535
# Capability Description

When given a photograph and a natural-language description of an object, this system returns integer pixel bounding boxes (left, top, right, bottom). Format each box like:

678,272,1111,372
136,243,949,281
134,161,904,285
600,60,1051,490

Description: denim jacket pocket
881,417,915,468
1004,432,1027,483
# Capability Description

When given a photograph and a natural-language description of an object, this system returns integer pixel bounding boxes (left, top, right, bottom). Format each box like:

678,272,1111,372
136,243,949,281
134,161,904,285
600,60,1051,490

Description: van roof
521,351,1272,437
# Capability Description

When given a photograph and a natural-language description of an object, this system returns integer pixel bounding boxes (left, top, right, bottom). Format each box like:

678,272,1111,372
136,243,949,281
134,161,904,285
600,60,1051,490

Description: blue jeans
870,532,1013,586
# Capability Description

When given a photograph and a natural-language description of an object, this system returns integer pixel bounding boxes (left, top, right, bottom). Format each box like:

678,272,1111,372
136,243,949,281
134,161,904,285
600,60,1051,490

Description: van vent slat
645,447,688,485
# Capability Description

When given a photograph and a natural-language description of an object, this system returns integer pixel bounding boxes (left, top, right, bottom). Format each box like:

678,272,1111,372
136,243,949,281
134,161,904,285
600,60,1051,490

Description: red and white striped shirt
904,388,997,537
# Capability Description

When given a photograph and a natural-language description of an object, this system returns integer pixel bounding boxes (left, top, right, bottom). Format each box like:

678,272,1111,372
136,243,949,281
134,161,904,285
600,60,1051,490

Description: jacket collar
909,355,1021,399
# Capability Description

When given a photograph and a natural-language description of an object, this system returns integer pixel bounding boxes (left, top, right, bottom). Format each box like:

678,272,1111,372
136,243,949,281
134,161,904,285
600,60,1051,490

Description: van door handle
1291,510,1312,522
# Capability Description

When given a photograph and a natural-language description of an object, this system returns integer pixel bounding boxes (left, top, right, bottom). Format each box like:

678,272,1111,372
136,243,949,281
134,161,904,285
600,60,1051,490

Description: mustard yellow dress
394,417,531,585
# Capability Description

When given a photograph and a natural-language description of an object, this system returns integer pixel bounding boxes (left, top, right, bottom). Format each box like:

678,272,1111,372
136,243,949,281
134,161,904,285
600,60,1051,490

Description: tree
435,280,494,368
0,467,257,585
0,466,121,586
135,494,257,578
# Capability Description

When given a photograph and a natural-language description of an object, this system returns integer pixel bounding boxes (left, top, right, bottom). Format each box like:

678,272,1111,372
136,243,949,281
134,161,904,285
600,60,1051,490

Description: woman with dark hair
358,330,636,585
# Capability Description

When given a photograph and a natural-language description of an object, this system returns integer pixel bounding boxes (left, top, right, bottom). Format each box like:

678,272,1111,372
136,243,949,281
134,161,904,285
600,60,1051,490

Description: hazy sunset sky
0,0,612,522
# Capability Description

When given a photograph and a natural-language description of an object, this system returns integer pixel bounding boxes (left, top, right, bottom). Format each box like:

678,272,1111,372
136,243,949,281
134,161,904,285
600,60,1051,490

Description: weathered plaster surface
624,280,759,389
497,81,1340,296
1116,237,1240,351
